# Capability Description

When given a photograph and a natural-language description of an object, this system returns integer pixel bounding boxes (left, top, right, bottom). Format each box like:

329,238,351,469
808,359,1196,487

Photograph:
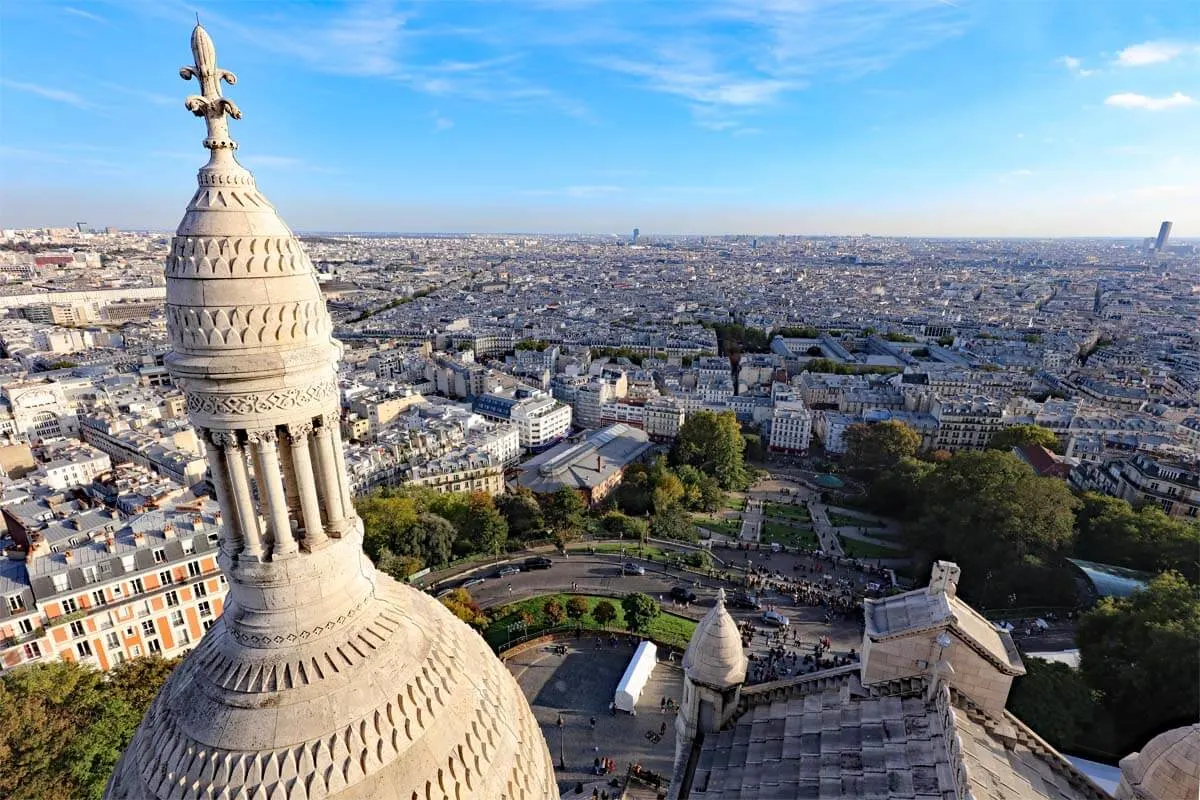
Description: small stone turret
1116,724,1200,800
671,589,748,798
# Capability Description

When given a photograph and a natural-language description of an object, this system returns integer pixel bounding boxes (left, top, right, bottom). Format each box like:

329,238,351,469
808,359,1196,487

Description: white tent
614,641,658,713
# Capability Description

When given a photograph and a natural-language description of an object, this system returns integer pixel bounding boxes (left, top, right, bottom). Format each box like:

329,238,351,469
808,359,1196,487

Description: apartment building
768,399,813,454
642,398,686,442
1111,454,1200,519
931,396,1009,451
473,387,572,451
1,501,224,671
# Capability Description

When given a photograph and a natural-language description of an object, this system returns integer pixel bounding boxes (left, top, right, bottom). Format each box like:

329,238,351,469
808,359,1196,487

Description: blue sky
1,0,1198,236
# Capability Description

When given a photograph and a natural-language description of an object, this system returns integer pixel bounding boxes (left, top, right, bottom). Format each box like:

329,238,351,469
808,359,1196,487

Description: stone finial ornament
180,22,242,151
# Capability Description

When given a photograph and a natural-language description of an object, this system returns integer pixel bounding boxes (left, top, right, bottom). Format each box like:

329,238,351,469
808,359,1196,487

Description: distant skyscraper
632,227,640,244
1154,221,1173,251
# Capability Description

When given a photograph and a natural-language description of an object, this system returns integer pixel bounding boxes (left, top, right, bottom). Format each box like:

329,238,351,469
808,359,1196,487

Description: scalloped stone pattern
167,236,317,279
166,300,329,350
105,577,558,799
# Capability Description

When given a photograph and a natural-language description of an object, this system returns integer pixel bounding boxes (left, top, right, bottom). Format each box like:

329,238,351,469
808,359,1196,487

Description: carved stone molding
243,428,277,445
284,421,315,442
167,300,328,350
208,430,241,449
167,235,311,278
186,379,336,417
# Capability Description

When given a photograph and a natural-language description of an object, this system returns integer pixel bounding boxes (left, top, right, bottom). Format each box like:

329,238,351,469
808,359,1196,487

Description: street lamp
556,713,565,769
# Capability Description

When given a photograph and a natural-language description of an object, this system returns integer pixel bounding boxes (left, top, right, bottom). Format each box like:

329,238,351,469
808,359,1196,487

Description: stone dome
104,23,557,800
681,589,747,689
1116,724,1200,800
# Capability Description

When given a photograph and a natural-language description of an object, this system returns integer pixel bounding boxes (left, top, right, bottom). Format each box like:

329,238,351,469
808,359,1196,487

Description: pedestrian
590,716,597,730
660,697,666,712
660,721,666,736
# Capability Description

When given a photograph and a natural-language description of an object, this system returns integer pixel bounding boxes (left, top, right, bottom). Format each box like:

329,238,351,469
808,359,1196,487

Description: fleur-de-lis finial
180,22,242,151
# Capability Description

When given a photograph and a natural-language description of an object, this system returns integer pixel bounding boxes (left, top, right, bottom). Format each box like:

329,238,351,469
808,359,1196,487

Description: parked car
670,586,698,604
729,592,761,610
761,610,790,627
495,566,521,578
622,562,646,576
523,556,553,570
462,577,487,588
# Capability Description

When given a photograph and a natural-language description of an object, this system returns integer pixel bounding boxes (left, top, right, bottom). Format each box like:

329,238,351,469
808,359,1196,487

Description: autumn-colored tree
543,599,567,626
591,600,618,627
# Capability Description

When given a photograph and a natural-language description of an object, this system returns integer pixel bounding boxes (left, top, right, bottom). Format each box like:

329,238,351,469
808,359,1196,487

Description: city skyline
2,0,1199,236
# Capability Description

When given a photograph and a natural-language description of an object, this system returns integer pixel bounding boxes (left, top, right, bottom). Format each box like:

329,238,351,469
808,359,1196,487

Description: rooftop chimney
927,560,961,599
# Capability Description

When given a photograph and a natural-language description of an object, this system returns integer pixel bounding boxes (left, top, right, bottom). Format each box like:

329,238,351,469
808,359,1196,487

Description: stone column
219,432,264,561
285,422,328,550
249,429,297,559
204,430,243,556
276,432,303,531
311,422,347,536
328,418,357,520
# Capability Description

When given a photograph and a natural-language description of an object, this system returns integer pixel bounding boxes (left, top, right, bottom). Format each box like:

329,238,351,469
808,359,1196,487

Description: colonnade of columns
204,414,353,561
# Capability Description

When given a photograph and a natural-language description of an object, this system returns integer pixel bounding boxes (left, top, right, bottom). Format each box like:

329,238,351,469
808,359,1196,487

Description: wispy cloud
63,7,107,24
433,115,455,132
1105,91,1195,111
1115,41,1188,67
1057,55,1096,76
1,79,92,109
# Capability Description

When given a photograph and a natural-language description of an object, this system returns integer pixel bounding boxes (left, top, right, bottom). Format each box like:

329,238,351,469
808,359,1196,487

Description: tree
649,506,698,543
543,599,567,626
670,410,747,490
540,487,587,535
622,592,660,633
1007,657,1113,755
687,550,713,571
601,510,648,541
912,450,1078,606
565,596,590,624
1074,493,1199,582
375,547,424,580
843,420,920,476
0,657,177,800
865,456,935,519
806,345,823,357
1077,571,1200,751
650,469,685,514
495,490,544,540
987,424,1061,454
355,491,419,560
409,512,456,567
592,599,618,627
454,492,508,556
439,588,489,629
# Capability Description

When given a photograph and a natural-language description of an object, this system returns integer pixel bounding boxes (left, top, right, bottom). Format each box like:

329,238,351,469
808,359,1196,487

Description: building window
198,601,212,618
141,620,156,637
62,597,78,614
131,578,146,595
76,641,93,658
153,548,167,564
106,632,120,649
6,594,22,613
194,581,208,598
169,610,185,628
18,618,34,635
182,538,195,555
24,642,41,660
81,566,98,584
187,561,201,578
159,570,174,586
90,590,107,607
165,590,179,608
202,619,214,632
147,639,162,655
70,620,86,638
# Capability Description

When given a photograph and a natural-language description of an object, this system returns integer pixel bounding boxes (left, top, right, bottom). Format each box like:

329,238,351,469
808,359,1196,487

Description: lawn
761,522,819,549
763,502,810,522
569,542,673,559
482,593,697,650
838,536,906,559
693,516,742,538
827,513,886,529
723,496,746,512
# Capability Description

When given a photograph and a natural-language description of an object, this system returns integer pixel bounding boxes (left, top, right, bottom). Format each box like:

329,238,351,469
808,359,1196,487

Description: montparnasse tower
105,23,557,799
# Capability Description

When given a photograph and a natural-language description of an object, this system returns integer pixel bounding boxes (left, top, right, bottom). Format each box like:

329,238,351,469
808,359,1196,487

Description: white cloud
1105,91,1195,111
63,7,107,24
1057,55,1096,76
1115,41,1187,66
434,116,454,132
0,80,92,109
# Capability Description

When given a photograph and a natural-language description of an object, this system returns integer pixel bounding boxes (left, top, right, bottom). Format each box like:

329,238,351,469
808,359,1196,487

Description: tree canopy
987,424,1061,454
1077,571,1200,751
910,450,1078,606
539,487,587,537
592,599,618,626
495,489,545,541
1074,493,1199,582
670,410,747,490
843,420,921,476
621,592,661,633
0,657,177,800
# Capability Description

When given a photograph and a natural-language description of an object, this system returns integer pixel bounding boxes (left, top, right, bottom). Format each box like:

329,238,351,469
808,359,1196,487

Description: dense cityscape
0,5,1198,800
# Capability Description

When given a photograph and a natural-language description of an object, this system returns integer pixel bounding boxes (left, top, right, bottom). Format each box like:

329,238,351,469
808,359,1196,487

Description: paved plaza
507,640,684,794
